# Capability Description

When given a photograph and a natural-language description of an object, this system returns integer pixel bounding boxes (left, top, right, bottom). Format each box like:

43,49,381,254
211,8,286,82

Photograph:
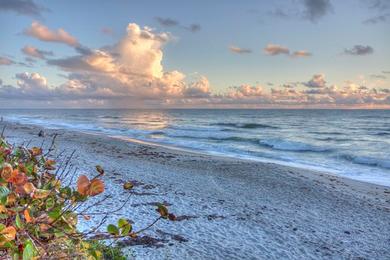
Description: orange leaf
89,179,105,196
18,164,27,173
0,226,16,241
30,147,42,156
44,159,56,170
8,169,27,186
1,163,13,181
23,182,36,194
0,205,7,214
77,175,90,195
15,185,26,195
83,215,91,221
6,193,17,205
129,232,137,238
32,189,51,199
39,224,50,232
24,209,33,223
77,175,105,196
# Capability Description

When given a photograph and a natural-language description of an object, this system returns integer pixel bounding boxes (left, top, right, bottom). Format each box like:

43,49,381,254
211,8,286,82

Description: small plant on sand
0,134,176,259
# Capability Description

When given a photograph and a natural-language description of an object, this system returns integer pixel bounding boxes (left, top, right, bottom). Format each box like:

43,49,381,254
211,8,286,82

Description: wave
209,136,259,143
314,137,352,142
100,115,121,119
309,131,344,135
212,123,279,129
373,132,390,136
339,154,390,169
259,138,331,152
162,132,259,143
149,131,165,135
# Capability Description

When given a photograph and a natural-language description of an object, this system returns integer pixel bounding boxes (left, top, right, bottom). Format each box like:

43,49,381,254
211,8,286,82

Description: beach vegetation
0,134,175,259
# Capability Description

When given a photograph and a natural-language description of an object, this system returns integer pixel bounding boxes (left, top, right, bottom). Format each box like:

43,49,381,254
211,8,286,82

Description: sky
0,0,389,108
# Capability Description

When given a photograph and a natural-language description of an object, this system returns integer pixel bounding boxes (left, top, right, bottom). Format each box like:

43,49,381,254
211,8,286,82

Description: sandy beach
2,121,389,259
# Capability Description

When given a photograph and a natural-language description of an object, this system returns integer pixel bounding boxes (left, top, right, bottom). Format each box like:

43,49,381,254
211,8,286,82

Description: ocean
1,109,389,186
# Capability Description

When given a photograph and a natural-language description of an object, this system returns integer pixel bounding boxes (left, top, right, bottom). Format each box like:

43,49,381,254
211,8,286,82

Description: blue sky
0,0,389,108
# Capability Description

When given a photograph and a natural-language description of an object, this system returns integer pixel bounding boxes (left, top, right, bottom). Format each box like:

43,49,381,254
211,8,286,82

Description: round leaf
107,224,119,236
77,175,90,195
88,179,104,196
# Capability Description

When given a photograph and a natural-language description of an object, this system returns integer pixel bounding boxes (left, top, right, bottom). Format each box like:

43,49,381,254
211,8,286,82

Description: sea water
1,109,389,186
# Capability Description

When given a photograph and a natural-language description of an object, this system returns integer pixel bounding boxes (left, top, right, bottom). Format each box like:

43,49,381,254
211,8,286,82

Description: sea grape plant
0,134,175,259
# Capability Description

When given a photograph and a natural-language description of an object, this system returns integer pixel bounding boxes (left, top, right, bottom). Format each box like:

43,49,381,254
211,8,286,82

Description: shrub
0,134,175,259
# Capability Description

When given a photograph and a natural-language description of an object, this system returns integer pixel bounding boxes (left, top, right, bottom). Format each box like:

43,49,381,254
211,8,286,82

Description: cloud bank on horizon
0,0,389,108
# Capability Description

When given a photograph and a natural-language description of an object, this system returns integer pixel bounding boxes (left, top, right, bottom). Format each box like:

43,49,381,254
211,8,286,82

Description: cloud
0,56,34,67
184,76,211,97
186,24,201,32
1,22,388,108
155,17,179,27
43,23,209,101
269,0,332,23
155,17,200,32
229,46,252,54
21,45,53,59
0,72,53,99
0,56,15,65
1,71,389,108
268,8,290,19
24,21,78,47
264,44,290,56
365,0,390,10
370,74,386,79
362,0,390,24
363,13,390,24
303,74,326,88
302,0,332,22
264,44,312,58
101,27,114,35
383,71,390,74
343,45,374,56
0,0,45,16
291,50,312,57
227,85,263,98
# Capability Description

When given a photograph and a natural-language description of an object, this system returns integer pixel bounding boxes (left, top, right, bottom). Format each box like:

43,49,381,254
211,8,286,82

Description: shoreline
4,120,390,189
1,121,390,259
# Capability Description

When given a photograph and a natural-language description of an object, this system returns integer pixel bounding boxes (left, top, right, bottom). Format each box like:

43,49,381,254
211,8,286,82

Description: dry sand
2,121,390,259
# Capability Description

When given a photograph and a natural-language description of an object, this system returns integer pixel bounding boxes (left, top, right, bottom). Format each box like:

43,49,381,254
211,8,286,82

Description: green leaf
54,231,65,238
123,182,133,190
0,223,5,231
0,196,7,205
117,218,128,228
48,207,61,219
45,197,55,209
23,240,35,260
117,218,132,235
120,224,132,235
15,214,23,229
60,187,72,198
25,162,34,175
0,186,10,200
12,253,20,260
156,203,169,218
90,250,102,260
107,224,119,235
